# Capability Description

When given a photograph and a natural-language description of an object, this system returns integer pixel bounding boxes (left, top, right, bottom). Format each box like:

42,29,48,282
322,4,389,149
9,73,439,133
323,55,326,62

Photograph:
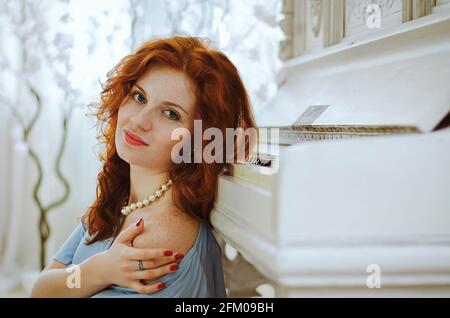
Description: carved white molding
433,0,450,12
279,0,446,60
345,0,403,41
404,0,437,21
278,0,349,60
310,0,323,38
279,0,295,60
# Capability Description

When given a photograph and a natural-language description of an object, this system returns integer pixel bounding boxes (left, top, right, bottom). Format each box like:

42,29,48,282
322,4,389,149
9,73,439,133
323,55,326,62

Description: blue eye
163,109,180,121
132,91,146,104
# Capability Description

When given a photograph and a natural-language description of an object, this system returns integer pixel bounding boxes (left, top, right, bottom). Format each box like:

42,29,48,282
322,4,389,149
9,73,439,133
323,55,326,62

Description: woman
31,36,257,297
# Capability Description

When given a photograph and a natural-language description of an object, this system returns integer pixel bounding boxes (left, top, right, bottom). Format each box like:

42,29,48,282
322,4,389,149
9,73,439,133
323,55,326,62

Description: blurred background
0,0,283,296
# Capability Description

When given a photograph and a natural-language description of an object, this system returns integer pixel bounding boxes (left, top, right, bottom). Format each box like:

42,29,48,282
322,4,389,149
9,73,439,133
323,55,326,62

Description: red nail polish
157,283,165,290
170,264,178,271
136,218,143,227
164,250,173,256
175,253,184,260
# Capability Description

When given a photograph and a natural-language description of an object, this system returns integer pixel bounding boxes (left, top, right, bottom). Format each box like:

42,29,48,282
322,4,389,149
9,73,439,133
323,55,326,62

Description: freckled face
115,66,197,171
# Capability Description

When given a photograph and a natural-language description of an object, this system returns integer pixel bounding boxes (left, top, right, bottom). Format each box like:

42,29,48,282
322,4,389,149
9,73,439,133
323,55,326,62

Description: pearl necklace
121,179,173,216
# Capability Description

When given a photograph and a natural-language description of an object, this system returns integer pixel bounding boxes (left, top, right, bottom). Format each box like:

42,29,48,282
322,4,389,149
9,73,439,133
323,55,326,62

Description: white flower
53,33,74,51
253,4,278,28
60,13,72,23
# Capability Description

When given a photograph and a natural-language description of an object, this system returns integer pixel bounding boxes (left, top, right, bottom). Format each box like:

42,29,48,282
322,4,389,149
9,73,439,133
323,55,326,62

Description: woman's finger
115,218,145,245
131,281,166,294
132,262,179,281
129,253,184,271
122,246,174,261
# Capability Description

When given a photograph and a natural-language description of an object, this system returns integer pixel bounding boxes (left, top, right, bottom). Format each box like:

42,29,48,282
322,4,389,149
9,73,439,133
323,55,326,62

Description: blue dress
53,220,227,298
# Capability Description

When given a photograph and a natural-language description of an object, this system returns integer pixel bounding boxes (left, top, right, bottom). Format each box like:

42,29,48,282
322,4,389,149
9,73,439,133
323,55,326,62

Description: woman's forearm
30,252,109,298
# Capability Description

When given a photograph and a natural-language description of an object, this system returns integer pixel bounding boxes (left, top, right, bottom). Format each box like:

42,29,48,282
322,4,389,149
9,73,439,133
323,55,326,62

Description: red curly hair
83,36,257,244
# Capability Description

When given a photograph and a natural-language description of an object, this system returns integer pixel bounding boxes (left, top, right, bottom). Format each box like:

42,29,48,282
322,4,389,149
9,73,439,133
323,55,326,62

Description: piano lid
257,12,450,133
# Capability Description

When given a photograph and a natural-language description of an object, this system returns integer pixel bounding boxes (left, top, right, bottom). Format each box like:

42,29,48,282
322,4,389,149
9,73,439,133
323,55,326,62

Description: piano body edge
211,128,450,297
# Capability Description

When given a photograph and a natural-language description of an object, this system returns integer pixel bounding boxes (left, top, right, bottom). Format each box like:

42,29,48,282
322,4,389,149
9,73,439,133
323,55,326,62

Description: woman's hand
96,218,183,294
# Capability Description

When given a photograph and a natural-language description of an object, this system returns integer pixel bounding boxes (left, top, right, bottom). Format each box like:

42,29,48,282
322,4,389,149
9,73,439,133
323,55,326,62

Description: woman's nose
130,107,154,131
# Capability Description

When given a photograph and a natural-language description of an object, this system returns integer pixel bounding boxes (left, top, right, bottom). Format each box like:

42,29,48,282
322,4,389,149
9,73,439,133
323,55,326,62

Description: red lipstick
124,130,148,146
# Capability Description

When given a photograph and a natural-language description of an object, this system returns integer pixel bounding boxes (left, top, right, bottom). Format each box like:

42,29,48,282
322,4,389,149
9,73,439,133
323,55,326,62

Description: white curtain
0,0,283,296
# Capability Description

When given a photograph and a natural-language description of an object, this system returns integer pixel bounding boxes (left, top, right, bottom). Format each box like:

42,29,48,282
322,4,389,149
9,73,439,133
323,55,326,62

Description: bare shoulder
132,208,201,256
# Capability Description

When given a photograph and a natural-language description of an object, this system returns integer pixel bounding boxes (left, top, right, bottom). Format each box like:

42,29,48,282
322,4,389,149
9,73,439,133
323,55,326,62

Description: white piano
211,6,450,297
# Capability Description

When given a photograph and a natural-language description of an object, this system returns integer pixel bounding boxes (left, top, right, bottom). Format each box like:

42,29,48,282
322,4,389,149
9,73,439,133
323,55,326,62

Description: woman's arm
30,253,109,298
31,218,179,297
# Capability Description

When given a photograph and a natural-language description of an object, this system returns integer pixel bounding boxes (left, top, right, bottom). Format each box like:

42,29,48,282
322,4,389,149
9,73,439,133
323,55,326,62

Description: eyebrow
134,83,189,116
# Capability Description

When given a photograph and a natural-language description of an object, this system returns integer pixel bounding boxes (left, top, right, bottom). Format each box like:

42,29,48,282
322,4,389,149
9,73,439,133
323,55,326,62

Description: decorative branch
1,0,73,270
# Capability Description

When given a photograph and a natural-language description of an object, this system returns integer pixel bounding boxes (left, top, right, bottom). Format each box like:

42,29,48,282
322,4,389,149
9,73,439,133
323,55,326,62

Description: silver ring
137,260,144,271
